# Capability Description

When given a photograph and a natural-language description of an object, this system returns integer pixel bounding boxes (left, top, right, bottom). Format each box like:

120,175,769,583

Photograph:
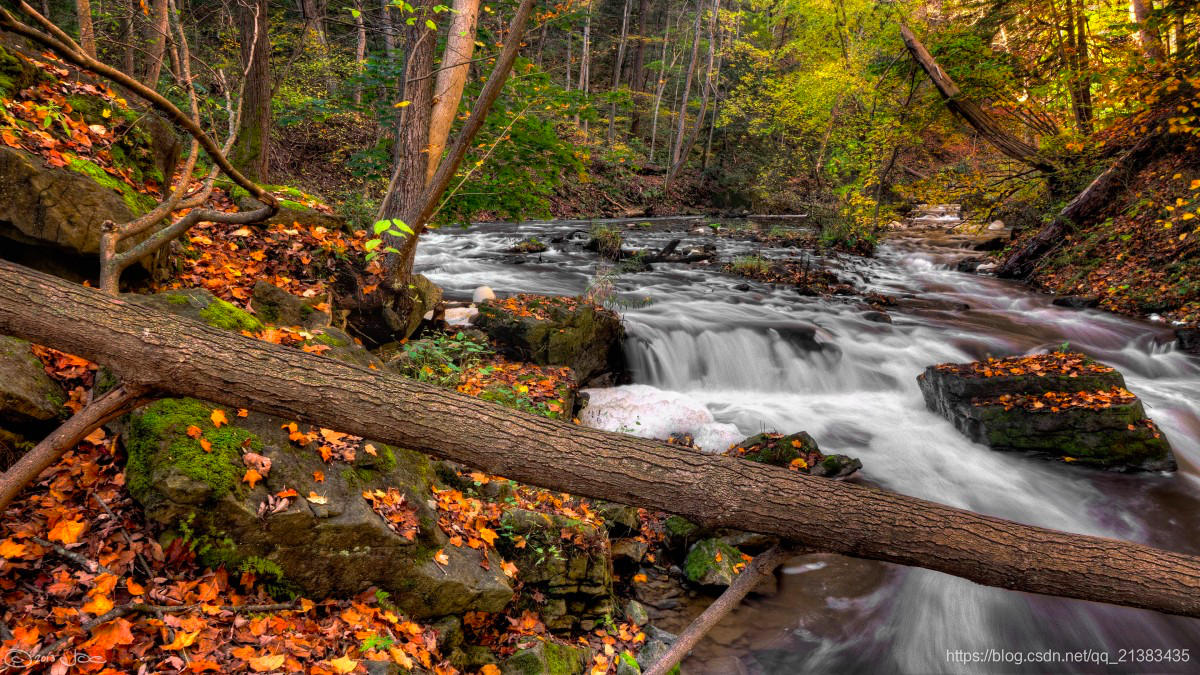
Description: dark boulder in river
918,352,1175,471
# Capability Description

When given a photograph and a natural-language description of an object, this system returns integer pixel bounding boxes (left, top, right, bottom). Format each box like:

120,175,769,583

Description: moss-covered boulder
918,352,1175,471
501,639,592,675
684,538,744,587
475,294,624,384
0,336,67,467
231,184,346,230
728,431,862,479
121,288,510,616
0,37,180,279
131,288,381,369
124,398,513,616
250,280,331,329
497,509,613,632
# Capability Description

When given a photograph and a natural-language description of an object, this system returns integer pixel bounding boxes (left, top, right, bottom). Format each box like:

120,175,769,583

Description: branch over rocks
3,260,1200,618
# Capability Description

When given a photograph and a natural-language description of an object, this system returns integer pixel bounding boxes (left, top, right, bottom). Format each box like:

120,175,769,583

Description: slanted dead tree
0,1,279,292
3,260,1200,619
899,24,1059,174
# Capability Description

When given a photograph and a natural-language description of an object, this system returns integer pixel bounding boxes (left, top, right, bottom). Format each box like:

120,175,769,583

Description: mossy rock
502,640,591,675
475,296,624,384
123,401,512,616
731,431,862,479
0,43,51,97
684,538,743,587
497,509,613,631
229,184,346,230
918,359,1176,471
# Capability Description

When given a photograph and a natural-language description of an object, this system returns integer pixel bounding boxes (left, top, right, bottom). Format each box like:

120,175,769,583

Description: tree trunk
667,0,718,184
996,134,1162,278
352,0,367,105
648,11,674,164
670,0,703,167
139,0,170,88
231,0,271,183
1131,0,1166,62
3,259,1200,619
899,24,1057,174
628,0,650,138
74,0,94,56
426,0,482,184
606,0,632,146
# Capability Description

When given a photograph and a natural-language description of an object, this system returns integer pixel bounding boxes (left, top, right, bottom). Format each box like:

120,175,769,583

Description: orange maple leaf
211,409,229,428
243,468,263,489
83,618,134,650
47,517,85,545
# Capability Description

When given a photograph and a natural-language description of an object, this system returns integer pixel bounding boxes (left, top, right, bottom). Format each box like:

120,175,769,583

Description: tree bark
232,0,271,182
670,0,703,167
899,24,1057,173
628,0,649,137
353,0,367,105
4,260,1200,619
139,0,170,88
1131,0,1166,62
666,0,718,184
426,0,482,183
73,0,94,56
606,0,632,145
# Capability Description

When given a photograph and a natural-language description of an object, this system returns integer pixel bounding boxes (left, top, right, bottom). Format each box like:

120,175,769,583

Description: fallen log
899,24,1058,174
996,134,1161,278
2,259,1200,618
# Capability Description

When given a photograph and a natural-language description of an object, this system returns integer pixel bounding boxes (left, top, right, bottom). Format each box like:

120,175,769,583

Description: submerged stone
918,352,1175,471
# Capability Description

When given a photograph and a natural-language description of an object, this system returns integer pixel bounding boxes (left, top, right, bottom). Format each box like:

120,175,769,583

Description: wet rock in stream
918,351,1175,471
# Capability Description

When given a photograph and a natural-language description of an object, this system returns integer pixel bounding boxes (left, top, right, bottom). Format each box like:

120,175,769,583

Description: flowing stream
415,217,1200,673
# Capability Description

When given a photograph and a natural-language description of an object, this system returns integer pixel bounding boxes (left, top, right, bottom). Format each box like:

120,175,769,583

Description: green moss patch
126,398,261,500
66,157,156,215
199,298,264,332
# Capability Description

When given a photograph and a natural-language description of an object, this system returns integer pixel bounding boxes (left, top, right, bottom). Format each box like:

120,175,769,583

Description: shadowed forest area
0,0,1199,673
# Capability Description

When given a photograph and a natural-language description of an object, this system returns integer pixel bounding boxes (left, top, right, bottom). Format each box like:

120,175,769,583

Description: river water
414,217,1200,674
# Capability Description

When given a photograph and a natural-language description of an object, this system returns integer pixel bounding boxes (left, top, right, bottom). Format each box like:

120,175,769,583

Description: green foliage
394,331,492,387
730,255,770,276
589,223,623,259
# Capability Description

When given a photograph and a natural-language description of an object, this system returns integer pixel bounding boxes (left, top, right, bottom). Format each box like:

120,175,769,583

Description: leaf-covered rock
918,352,1175,471
728,431,862,478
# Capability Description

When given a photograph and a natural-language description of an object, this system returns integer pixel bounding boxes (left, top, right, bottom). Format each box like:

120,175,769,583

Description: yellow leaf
248,654,287,672
306,492,328,505
1063,457,1077,463
500,561,518,578
48,517,86,545
478,527,498,546
237,408,249,417
211,409,229,428
364,443,378,456
434,549,449,565
0,539,27,558
394,100,411,107
480,665,501,675
243,468,263,489
127,579,146,596
389,647,414,669
632,573,648,583
84,427,106,444
313,471,325,483
329,655,358,674
162,629,201,650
